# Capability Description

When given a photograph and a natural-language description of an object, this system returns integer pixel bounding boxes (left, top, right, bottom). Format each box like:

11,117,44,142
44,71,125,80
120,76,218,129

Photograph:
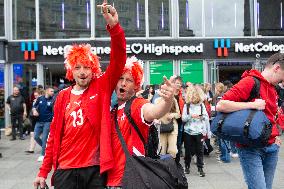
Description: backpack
124,96,160,159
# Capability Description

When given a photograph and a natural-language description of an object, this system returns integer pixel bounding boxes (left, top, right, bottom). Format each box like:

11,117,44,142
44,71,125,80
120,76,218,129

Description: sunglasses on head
272,54,284,65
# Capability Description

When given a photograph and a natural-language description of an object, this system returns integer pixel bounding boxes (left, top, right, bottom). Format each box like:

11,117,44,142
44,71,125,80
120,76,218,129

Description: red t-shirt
107,98,151,187
58,89,100,169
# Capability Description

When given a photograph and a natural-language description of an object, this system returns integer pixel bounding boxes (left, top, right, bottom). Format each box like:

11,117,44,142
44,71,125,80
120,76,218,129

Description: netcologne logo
20,41,38,60
214,39,231,57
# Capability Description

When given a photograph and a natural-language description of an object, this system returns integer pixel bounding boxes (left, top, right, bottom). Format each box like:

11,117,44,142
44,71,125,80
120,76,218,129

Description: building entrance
43,63,70,89
207,60,254,85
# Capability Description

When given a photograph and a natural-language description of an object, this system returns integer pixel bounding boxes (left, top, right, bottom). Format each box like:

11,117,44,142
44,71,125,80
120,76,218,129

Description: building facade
1,0,284,127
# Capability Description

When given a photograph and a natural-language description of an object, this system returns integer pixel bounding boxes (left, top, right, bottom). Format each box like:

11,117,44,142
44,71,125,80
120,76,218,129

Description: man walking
33,86,55,162
34,2,126,188
6,86,27,140
217,53,284,189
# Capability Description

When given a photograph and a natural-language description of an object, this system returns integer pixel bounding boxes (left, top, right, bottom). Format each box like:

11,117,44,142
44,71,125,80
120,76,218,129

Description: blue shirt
33,96,54,122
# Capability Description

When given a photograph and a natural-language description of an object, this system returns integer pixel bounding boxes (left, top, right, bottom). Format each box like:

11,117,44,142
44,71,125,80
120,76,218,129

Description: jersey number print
70,109,84,127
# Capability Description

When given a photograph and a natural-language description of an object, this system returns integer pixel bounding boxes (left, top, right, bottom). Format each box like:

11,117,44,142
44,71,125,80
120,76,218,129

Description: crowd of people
0,1,284,189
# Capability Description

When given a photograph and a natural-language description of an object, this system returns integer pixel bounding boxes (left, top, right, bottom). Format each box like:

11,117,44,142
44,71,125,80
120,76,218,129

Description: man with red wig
106,56,176,188
34,2,126,189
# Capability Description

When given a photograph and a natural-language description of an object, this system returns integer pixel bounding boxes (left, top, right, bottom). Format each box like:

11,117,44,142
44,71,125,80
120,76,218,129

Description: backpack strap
186,103,190,115
247,76,261,102
200,103,203,115
124,96,146,146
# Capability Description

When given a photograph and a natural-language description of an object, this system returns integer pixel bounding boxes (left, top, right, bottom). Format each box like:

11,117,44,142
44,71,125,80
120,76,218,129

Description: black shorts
54,165,106,189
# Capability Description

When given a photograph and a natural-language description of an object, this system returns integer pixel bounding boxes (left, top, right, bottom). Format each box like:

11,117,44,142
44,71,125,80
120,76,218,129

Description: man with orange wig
34,2,126,189
106,56,176,188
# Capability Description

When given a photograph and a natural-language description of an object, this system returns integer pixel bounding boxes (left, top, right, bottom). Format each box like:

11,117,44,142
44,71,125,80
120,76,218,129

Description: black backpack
124,96,160,159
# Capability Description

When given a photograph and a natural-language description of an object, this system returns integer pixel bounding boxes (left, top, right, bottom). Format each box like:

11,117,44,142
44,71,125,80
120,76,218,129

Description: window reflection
95,0,145,37
39,0,91,39
257,0,284,36
149,0,170,37
0,0,4,36
179,0,202,37
204,0,247,37
12,0,36,39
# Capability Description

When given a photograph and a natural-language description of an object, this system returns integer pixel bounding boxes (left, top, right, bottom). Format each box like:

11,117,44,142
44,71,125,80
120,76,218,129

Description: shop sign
235,42,284,53
42,43,203,57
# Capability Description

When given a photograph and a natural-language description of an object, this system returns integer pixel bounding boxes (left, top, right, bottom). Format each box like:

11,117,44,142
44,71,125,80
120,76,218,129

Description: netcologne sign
42,43,203,57
235,42,284,53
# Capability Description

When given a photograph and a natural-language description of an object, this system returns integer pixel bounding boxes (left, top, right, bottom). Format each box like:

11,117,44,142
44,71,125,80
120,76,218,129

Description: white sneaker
230,152,239,158
37,156,44,162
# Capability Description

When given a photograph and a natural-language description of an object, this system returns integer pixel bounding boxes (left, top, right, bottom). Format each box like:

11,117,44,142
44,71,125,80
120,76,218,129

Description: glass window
257,0,284,36
204,0,249,37
12,0,36,39
39,0,91,39
149,0,170,37
179,0,202,37
95,0,146,37
0,0,4,36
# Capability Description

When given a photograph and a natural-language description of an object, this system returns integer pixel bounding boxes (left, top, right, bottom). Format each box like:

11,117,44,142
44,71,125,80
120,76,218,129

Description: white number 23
70,109,84,127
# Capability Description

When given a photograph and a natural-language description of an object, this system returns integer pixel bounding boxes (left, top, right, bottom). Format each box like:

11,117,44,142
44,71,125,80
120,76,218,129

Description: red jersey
58,89,99,169
107,98,151,187
222,70,279,144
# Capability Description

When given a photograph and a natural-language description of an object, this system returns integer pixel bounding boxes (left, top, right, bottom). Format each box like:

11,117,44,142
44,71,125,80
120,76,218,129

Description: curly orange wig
123,56,144,87
64,44,101,81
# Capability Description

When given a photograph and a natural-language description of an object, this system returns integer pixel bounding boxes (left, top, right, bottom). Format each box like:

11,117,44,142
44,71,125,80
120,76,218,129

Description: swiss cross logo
214,39,231,57
20,42,38,61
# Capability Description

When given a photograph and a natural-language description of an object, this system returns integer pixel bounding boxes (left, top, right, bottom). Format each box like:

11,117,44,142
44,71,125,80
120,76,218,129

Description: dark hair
174,76,183,82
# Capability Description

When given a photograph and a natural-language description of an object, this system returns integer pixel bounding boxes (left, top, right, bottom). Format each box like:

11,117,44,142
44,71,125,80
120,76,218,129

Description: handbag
114,114,188,189
160,121,174,133
211,109,272,148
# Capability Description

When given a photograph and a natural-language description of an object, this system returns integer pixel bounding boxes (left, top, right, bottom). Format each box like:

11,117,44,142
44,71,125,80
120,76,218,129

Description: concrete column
37,63,44,88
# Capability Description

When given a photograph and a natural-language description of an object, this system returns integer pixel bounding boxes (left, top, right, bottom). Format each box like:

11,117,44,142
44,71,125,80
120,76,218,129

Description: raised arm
99,2,127,91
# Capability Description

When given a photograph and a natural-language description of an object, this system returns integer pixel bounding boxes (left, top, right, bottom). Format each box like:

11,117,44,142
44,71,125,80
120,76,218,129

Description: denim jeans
230,141,238,154
34,122,51,156
218,138,231,163
238,144,280,189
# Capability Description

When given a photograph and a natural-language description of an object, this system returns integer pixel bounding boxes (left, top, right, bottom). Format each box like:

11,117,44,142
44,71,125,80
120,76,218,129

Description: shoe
198,168,205,177
19,137,25,140
185,166,190,174
230,152,239,158
0,153,2,158
25,150,34,154
10,138,16,141
37,156,44,162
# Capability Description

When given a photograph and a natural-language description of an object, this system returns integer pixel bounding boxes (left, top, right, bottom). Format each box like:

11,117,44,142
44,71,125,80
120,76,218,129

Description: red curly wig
64,44,101,81
123,56,144,87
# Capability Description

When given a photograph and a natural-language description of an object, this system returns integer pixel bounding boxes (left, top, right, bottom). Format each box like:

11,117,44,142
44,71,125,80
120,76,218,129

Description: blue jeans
230,141,238,154
218,138,231,163
238,144,280,189
34,122,51,156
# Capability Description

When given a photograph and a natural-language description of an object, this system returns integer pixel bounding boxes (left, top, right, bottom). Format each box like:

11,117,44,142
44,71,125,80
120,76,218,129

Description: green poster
149,60,173,85
180,60,203,84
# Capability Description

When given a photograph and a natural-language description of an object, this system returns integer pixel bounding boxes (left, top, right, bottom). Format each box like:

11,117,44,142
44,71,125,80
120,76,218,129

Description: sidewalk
0,133,284,189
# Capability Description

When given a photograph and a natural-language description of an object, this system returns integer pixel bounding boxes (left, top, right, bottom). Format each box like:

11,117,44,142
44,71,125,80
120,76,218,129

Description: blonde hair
185,85,204,104
215,82,225,96
203,83,211,93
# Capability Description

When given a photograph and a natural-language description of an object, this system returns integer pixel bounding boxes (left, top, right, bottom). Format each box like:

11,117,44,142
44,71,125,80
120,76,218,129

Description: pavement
0,133,284,189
